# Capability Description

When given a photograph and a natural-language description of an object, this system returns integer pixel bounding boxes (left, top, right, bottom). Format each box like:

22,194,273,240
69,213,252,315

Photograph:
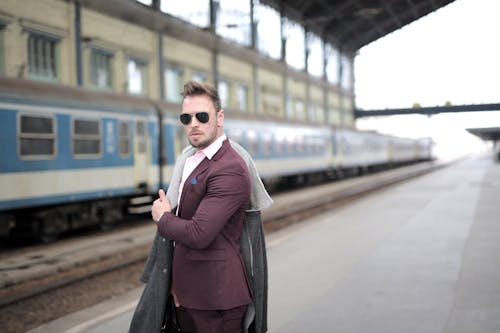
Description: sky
354,0,500,158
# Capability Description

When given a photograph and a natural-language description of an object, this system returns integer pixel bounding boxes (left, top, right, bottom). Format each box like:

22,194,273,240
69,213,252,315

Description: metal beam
354,103,500,118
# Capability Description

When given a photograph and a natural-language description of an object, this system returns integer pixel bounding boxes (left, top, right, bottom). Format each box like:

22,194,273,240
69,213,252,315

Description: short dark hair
181,80,221,112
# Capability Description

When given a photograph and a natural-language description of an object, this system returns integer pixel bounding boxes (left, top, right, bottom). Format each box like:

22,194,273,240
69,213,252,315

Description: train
0,78,432,242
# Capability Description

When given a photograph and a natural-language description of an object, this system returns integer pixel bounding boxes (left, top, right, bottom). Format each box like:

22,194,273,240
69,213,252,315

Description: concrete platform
27,153,500,333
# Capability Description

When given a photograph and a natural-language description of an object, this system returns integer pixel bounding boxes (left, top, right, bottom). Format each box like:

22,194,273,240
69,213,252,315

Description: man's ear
217,109,224,127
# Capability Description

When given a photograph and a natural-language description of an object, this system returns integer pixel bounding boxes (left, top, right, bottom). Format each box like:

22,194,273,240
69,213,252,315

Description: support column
74,1,83,86
322,38,329,124
210,0,219,86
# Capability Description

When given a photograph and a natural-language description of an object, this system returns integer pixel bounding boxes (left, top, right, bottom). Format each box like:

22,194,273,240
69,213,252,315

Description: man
129,80,272,333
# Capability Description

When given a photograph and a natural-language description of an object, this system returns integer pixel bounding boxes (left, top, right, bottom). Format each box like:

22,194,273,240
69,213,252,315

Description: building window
326,44,339,84
237,84,248,112
295,99,305,120
73,118,101,157
90,48,113,90
18,114,56,158
0,25,5,74
161,0,209,28
127,59,147,95
261,87,281,117
119,121,131,156
217,0,251,46
284,18,305,70
28,33,58,81
218,80,229,108
307,32,324,78
312,103,325,123
255,3,281,60
165,64,184,103
340,55,352,90
285,95,293,118
192,70,208,83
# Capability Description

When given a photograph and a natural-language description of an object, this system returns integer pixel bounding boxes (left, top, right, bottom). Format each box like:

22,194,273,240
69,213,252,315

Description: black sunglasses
179,112,210,125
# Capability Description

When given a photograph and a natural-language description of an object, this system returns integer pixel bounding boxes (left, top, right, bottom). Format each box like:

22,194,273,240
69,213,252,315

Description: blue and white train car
388,135,419,164
335,128,389,172
225,118,332,186
0,79,159,240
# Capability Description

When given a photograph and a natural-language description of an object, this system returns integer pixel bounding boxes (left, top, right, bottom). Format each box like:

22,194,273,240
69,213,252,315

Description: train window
28,33,59,81
119,121,131,156
73,118,101,157
286,137,296,154
127,59,147,95
315,137,326,153
136,121,147,153
90,48,113,90
246,130,258,155
295,135,304,153
237,84,248,112
261,133,273,155
165,64,184,103
18,114,56,158
276,137,286,155
227,127,243,146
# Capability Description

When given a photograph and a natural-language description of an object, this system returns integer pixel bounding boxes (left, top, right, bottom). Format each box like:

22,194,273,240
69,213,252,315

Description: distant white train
0,78,432,241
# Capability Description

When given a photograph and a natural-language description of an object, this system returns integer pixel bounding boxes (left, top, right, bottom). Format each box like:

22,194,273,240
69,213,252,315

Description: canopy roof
261,0,456,53
466,127,500,142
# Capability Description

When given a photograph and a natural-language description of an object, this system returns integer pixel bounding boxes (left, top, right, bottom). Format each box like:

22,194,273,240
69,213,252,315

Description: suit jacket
129,139,272,333
157,139,252,310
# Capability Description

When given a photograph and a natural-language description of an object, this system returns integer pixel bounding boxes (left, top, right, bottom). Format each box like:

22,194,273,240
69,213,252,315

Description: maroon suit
157,139,252,311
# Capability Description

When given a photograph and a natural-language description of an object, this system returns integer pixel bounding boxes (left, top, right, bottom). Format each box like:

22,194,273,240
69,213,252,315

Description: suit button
162,238,166,242
163,268,167,274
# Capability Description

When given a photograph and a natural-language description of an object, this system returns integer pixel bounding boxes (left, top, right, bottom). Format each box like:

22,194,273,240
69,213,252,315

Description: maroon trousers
174,305,246,333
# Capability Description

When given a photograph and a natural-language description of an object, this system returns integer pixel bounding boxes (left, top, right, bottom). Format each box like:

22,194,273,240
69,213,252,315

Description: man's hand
151,189,171,223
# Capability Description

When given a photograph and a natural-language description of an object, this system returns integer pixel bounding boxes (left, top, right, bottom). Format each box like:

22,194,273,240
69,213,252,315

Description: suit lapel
177,139,230,216
178,157,209,215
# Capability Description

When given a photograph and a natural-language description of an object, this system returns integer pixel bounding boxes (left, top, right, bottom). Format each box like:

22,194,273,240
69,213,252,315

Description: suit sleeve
157,163,250,249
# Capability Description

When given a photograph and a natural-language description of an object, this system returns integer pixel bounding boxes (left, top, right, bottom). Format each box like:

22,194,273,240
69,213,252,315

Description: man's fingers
158,189,166,201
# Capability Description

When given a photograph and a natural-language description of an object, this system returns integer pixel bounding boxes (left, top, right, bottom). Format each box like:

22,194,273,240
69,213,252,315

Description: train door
133,120,148,190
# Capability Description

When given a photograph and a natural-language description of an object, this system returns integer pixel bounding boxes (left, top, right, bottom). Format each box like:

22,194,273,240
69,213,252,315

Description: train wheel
98,200,125,231
36,210,68,243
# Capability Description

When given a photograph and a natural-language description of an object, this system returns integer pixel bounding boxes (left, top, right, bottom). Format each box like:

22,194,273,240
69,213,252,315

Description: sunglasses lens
196,112,209,123
180,113,192,125
180,112,210,125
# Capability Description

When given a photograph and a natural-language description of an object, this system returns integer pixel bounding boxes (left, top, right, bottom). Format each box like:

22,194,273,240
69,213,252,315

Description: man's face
181,94,224,150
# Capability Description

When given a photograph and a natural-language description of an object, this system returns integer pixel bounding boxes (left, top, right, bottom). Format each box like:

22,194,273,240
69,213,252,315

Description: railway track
0,160,448,333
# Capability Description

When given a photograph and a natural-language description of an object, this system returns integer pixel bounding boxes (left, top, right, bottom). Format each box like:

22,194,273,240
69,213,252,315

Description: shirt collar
199,134,226,160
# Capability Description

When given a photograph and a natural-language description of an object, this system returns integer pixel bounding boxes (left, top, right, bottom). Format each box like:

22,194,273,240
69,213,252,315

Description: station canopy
260,0,456,52
466,127,500,142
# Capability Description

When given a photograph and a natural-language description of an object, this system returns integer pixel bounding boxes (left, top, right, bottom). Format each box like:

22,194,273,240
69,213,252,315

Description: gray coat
129,140,272,333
